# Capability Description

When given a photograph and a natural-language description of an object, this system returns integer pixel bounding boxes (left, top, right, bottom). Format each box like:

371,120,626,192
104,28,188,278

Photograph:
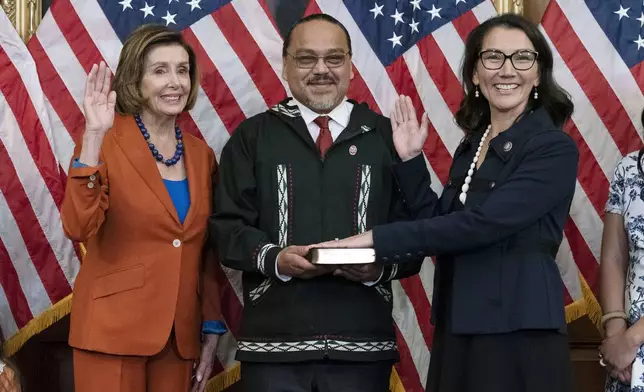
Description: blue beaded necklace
135,114,184,166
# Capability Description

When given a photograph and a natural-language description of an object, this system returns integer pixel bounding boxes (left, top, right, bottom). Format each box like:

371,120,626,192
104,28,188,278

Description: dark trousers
240,360,392,392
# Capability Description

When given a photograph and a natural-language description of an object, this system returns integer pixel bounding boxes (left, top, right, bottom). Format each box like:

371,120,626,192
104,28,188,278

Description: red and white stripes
1,0,627,390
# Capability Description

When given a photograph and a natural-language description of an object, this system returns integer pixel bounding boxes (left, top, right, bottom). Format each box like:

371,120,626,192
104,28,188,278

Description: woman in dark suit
323,14,578,392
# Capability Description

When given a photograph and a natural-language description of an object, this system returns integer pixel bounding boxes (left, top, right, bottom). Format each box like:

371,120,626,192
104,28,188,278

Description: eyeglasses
478,49,538,71
286,52,351,69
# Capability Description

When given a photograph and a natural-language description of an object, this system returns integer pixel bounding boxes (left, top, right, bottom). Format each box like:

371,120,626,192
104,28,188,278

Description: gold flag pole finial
1,0,42,43
493,0,523,15
1,0,17,26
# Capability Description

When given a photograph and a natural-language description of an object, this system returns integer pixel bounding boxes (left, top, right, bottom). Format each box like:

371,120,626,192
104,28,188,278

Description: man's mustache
307,76,337,84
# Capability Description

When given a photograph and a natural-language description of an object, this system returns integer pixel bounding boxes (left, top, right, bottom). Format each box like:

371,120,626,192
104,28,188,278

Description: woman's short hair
455,13,573,134
112,24,199,115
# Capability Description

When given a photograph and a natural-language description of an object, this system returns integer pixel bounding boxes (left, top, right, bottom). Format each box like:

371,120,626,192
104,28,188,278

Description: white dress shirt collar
291,98,351,129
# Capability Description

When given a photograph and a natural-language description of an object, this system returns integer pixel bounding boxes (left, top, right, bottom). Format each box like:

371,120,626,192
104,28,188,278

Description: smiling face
282,20,354,114
473,27,540,119
139,43,191,118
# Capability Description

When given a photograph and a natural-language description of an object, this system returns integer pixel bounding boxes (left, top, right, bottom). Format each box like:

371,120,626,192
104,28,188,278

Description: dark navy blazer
373,108,579,334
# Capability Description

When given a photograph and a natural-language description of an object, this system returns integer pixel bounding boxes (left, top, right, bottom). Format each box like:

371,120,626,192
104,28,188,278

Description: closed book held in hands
307,248,375,265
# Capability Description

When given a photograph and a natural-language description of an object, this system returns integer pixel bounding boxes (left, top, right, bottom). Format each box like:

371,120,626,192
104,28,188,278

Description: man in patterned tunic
210,14,422,392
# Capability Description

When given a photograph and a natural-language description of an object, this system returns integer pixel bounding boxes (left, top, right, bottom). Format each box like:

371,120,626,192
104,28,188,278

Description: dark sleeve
391,153,440,220
209,122,282,277
372,131,579,263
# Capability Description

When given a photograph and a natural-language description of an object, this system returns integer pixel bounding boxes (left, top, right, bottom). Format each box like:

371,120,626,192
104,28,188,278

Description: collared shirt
291,97,354,142
276,98,382,285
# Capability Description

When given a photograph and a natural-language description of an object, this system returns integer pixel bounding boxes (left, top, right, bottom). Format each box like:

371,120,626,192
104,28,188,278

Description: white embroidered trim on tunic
357,165,372,234
237,339,397,353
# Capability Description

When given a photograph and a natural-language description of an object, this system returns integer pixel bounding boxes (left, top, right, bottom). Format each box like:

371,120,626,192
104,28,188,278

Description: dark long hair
455,14,574,134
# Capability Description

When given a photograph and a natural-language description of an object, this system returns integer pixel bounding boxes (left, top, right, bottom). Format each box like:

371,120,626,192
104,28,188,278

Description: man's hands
334,264,383,283
276,245,333,279
276,245,383,283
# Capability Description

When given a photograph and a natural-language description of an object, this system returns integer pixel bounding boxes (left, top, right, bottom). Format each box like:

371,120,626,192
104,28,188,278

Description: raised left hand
191,334,220,392
600,330,639,372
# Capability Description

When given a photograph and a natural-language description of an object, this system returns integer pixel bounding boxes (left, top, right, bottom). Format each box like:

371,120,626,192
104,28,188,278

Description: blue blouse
163,179,190,224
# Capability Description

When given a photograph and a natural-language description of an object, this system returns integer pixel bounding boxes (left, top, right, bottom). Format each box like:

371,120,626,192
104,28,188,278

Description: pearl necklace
458,124,491,204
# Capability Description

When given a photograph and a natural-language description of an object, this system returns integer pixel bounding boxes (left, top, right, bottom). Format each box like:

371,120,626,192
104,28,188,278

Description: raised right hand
276,245,332,279
390,95,429,162
83,61,117,136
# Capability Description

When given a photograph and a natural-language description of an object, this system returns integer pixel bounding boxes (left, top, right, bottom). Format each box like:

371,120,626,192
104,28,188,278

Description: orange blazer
61,114,222,359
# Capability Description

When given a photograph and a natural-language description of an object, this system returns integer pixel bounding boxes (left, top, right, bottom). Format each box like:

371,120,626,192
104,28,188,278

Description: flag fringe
579,272,602,331
2,294,73,358
205,362,240,392
389,367,406,392
563,272,602,332
565,298,586,324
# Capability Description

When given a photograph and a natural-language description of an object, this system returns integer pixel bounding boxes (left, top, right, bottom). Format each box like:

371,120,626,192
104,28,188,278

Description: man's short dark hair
282,13,352,57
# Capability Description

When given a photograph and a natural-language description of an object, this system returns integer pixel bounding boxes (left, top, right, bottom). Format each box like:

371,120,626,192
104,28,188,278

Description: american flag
0,0,620,390
538,0,644,331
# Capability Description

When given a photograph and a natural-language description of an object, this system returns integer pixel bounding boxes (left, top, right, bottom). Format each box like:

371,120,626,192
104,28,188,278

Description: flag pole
493,0,523,15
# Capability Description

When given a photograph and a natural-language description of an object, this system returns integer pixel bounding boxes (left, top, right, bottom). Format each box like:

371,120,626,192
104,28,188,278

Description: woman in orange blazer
61,25,225,392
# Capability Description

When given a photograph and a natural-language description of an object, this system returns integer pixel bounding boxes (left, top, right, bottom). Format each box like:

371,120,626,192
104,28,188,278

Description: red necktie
314,116,333,158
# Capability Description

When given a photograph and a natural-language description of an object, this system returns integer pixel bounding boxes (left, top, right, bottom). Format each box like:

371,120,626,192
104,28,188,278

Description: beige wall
523,0,550,23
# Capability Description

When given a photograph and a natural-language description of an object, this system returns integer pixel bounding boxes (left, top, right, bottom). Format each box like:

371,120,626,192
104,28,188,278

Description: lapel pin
349,145,358,155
